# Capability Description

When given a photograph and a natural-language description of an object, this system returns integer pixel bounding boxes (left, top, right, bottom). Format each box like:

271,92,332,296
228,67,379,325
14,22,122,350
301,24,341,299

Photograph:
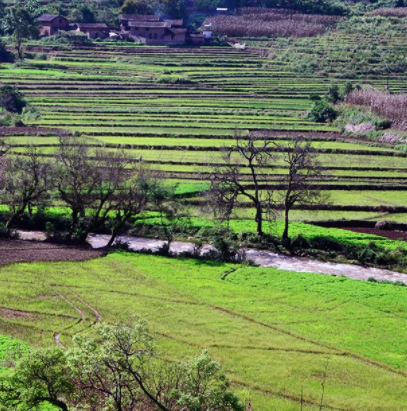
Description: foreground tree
3,5,38,60
209,133,277,236
0,147,54,236
0,321,245,411
275,137,327,242
0,347,75,411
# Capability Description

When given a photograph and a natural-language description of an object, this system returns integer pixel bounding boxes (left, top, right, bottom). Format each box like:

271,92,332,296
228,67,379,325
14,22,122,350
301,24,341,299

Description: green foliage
0,321,244,411
308,100,338,123
0,347,74,411
120,0,155,14
156,75,195,84
161,0,187,18
0,85,27,114
2,5,39,59
325,83,340,104
69,2,96,23
41,30,93,45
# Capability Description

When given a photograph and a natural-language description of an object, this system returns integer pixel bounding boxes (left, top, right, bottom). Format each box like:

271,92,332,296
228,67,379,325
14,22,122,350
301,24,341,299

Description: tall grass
205,9,338,38
345,89,407,130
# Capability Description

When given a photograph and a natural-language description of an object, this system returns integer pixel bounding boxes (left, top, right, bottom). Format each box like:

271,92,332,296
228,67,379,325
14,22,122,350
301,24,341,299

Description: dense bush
0,85,27,114
41,30,93,45
308,100,338,123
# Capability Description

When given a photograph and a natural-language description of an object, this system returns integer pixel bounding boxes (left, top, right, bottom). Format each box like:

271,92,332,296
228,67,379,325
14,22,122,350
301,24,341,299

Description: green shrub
308,100,338,123
0,85,27,114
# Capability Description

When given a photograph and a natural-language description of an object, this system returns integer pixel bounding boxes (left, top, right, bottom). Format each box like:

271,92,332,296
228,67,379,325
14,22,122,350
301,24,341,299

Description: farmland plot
2,41,407,222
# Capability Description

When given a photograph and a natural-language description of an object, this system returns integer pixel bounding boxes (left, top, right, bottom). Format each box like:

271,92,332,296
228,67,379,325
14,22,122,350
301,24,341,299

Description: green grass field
1,253,407,410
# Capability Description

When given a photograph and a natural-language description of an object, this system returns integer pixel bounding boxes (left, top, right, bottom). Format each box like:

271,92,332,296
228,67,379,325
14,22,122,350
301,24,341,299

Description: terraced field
2,41,407,222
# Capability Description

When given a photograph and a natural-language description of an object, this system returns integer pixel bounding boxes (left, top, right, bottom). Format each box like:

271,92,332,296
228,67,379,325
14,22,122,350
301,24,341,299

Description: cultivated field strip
2,43,407,220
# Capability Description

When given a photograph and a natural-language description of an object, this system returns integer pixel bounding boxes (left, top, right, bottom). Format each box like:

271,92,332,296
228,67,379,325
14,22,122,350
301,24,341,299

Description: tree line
0,134,325,246
0,137,176,246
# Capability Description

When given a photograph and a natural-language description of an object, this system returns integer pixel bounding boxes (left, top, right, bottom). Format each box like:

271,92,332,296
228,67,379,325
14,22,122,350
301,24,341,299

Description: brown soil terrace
0,239,106,267
0,126,70,136
339,227,407,242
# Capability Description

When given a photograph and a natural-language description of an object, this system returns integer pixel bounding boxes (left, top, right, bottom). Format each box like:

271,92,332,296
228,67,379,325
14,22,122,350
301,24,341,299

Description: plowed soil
340,227,407,242
0,239,106,267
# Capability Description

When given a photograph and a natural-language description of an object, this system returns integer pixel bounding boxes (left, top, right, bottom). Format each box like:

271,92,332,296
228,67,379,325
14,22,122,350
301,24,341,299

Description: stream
18,231,407,284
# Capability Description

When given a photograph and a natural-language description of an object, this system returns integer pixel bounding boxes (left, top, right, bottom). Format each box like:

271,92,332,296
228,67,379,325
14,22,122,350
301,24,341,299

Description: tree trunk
67,209,79,241
48,398,69,411
107,228,119,248
282,207,289,241
255,204,263,236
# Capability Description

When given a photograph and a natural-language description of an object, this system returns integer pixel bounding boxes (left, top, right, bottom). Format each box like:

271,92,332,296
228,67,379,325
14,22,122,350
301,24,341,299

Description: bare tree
79,149,133,244
55,137,97,242
148,179,187,252
208,133,277,236
106,163,152,248
275,137,328,242
0,146,53,236
55,137,166,246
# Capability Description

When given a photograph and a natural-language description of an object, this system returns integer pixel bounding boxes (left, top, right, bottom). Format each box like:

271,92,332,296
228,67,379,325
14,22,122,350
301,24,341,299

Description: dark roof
164,19,183,26
76,23,109,30
129,21,167,28
38,14,66,23
168,28,187,34
120,14,160,21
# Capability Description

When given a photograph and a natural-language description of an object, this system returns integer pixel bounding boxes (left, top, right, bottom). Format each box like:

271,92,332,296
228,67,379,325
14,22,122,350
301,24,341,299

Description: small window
149,33,153,39
146,27,149,31
153,33,157,39
135,27,138,30
171,34,175,40
59,19,62,23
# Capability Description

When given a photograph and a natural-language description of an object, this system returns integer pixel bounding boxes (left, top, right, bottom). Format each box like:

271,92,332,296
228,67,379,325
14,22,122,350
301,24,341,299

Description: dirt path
53,332,66,349
56,292,85,325
72,292,101,323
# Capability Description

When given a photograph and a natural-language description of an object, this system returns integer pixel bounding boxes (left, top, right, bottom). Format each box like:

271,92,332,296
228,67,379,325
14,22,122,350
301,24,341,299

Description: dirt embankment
0,239,106,267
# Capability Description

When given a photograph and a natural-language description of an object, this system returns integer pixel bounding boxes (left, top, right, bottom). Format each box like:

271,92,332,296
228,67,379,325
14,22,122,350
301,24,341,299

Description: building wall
129,27,186,45
40,18,69,36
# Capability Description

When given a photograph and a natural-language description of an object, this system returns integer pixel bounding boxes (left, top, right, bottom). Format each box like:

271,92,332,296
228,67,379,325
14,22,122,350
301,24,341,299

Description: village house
74,23,110,39
38,14,70,36
120,15,187,46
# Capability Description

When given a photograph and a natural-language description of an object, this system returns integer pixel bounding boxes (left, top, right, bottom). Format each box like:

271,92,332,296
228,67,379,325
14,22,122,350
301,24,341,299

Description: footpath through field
18,231,407,284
